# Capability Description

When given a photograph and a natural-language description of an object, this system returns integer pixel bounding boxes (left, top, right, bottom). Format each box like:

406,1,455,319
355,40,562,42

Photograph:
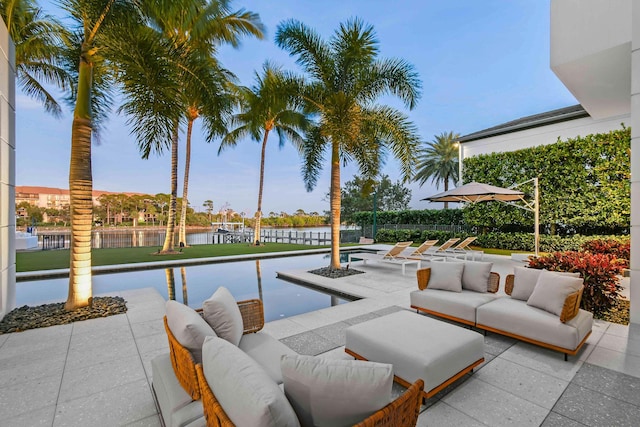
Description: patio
0,252,638,426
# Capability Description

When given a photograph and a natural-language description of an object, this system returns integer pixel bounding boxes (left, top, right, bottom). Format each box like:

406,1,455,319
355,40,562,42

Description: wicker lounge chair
196,362,424,427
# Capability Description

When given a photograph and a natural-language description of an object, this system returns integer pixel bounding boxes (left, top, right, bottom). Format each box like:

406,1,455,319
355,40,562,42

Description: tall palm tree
414,131,460,209
219,62,309,245
139,0,264,252
59,0,143,310
276,18,422,269
0,0,73,116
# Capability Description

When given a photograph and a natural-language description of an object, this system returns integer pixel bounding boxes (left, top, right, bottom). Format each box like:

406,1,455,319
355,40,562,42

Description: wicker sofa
410,263,593,360
153,295,425,427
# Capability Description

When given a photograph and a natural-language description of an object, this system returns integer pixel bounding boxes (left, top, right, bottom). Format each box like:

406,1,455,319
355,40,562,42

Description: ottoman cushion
345,311,484,394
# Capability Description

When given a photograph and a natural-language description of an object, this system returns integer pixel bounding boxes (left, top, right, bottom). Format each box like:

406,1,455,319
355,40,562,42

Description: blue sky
16,0,577,216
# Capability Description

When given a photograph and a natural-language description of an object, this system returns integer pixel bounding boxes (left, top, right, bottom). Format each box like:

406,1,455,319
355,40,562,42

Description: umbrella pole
534,177,539,256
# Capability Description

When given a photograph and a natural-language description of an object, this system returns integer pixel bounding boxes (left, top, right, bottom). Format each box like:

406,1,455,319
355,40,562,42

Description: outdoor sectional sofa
410,262,593,360
153,287,424,427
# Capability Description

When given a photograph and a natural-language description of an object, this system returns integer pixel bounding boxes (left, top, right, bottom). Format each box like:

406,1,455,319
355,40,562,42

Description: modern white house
0,16,15,320
460,0,639,326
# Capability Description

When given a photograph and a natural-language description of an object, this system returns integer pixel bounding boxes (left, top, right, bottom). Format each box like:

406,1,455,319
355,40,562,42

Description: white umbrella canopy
423,179,540,256
422,182,525,203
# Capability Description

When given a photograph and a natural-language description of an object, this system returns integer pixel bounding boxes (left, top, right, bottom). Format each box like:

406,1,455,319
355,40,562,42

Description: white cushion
281,354,393,427
461,261,493,292
239,332,297,384
510,267,543,300
165,300,216,364
201,336,300,427
202,287,244,346
527,270,584,316
410,289,498,324
428,261,464,292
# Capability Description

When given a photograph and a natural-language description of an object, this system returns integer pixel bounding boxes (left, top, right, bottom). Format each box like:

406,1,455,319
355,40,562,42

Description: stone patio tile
343,312,380,325
134,332,169,356
498,342,584,382
572,362,640,406
540,412,585,427
0,325,72,360
280,331,338,355
419,401,485,427
483,333,518,356
0,334,8,348
58,354,146,403
0,351,66,388
65,333,139,371
127,306,166,324
443,377,548,427
131,318,165,340
552,383,640,426
70,313,129,335
140,347,169,384
473,357,569,409
311,321,350,347
605,322,635,338
69,323,133,349
54,379,157,427
0,372,62,419
261,318,308,340
585,346,640,378
124,414,163,427
3,404,55,427
372,305,406,317
287,309,337,330
597,332,640,357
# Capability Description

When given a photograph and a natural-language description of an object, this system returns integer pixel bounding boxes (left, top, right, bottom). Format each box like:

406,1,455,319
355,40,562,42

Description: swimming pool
16,254,354,322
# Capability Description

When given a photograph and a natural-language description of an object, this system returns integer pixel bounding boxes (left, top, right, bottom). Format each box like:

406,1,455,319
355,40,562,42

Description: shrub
581,239,630,268
528,251,625,317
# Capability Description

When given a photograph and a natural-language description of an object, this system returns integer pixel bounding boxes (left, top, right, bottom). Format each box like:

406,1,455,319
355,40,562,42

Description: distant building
15,186,123,209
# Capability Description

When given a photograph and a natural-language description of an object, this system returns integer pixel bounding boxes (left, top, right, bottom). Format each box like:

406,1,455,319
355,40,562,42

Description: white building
460,0,639,326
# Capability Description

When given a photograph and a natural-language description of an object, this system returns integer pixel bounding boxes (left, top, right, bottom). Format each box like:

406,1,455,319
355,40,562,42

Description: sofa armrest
505,274,515,295
416,268,431,290
488,272,500,293
560,286,584,323
238,299,265,334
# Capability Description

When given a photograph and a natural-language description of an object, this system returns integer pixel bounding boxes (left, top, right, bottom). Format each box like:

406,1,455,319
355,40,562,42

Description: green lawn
16,243,329,272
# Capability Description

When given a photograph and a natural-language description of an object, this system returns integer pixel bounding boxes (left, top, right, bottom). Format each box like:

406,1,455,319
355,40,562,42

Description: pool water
16,254,353,322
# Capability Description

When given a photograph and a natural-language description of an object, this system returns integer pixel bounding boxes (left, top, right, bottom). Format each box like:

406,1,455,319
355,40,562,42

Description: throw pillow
281,354,393,427
427,261,464,292
510,267,544,300
165,300,217,364
526,270,584,317
202,336,300,427
461,261,493,292
202,286,244,346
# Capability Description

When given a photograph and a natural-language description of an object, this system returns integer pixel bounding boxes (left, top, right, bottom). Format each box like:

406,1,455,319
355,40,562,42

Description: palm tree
59,0,143,310
219,62,309,245
139,0,264,252
276,19,422,269
203,200,214,222
0,0,73,116
414,131,460,209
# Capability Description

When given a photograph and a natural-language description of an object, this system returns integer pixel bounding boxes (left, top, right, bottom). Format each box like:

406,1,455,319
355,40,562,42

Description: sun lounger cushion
281,354,393,427
202,286,244,346
427,261,464,292
460,261,493,292
201,336,300,427
410,289,498,324
239,331,298,384
165,300,217,364
527,271,583,317
476,298,593,350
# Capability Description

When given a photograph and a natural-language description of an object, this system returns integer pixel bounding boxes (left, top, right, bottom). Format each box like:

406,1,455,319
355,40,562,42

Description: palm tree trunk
443,177,449,210
329,141,341,269
253,129,270,245
179,117,194,247
65,53,94,311
161,125,179,252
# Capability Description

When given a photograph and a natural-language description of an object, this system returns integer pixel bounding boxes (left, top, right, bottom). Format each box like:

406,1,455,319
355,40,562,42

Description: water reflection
256,260,263,301
165,268,175,301
181,267,188,306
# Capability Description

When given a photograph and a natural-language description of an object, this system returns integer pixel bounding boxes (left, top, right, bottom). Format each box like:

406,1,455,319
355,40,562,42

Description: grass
16,243,329,272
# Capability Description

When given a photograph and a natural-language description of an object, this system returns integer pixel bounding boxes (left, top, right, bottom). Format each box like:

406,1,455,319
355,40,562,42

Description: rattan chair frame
196,360,424,427
416,267,500,293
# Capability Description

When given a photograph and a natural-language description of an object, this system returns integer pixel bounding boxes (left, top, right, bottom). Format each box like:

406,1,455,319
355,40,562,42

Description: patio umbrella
422,179,540,256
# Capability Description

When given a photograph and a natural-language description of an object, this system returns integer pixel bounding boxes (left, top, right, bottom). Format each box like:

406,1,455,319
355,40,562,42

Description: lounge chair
347,241,421,275
404,240,439,258
430,238,460,257
437,237,484,260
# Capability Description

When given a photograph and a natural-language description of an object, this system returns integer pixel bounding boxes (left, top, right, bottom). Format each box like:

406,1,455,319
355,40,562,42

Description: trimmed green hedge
475,232,629,253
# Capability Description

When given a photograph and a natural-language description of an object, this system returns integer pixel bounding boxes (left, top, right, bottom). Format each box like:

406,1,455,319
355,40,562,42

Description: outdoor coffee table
345,310,484,398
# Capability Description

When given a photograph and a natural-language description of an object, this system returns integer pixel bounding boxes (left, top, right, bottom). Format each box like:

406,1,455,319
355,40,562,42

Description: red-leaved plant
581,239,630,268
528,251,625,317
